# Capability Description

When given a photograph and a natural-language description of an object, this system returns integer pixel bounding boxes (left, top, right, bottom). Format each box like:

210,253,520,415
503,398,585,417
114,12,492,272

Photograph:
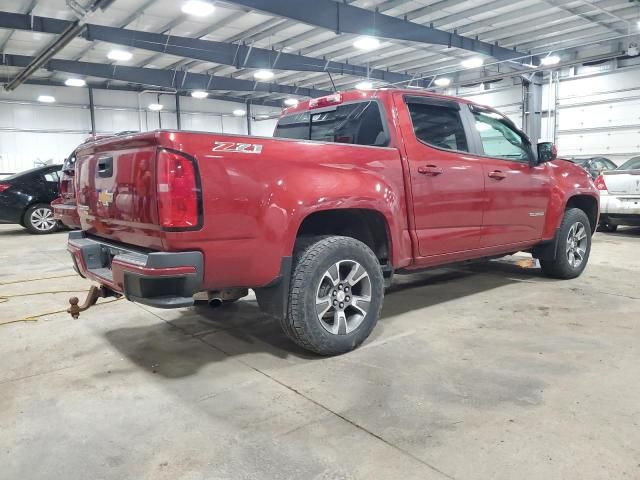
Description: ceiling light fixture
253,69,275,81
461,57,484,69
148,103,163,111
540,54,561,66
233,109,246,116
191,90,208,99
64,78,86,87
37,95,55,103
434,77,451,87
355,80,373,90
107,49,133,62
283,98,299,106
353,36,380,51
181,0,215,17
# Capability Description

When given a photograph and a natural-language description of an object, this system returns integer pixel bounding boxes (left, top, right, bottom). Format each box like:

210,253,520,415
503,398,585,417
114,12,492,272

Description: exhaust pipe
208,296,223,308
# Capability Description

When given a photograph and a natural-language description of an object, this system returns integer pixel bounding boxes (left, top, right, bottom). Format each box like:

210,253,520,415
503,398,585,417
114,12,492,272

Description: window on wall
406,102,469,152
472,110,532,162
274,101,387,146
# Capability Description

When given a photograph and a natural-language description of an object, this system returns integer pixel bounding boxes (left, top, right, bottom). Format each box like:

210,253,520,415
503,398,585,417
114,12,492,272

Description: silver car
597,156,640,232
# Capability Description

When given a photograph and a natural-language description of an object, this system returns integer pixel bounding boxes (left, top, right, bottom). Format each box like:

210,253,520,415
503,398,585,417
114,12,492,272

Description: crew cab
67,88,599,355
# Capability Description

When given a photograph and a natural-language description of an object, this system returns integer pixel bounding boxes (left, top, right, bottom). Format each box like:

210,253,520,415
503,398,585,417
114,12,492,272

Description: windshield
618,156,640,170
274,101,388,147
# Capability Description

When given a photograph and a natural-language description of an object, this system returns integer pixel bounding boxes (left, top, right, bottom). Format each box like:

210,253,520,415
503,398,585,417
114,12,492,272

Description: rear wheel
540,208,591,279
24,204,58,234
283,236,384,356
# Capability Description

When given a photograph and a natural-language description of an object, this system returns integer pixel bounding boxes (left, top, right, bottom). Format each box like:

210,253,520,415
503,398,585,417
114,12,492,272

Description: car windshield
618,156,640,170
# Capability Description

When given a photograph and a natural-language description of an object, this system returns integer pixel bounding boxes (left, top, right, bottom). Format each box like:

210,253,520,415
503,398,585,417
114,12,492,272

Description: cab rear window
274,101,388,146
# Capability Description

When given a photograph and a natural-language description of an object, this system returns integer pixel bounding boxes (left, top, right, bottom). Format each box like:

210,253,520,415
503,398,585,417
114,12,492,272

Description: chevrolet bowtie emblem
98,191,114,206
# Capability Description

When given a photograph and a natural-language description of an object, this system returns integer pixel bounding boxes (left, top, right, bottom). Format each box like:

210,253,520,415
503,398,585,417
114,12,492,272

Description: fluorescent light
283,98,299,106
107,49,132,62
353,36,380,51
355,80,373,90
181,0,215,16
541,55,561,66
148,103,163,111
64,78,86,87
461,57,483,69
253,69,275,81
434,77,451,87
233,109,246,116
37,95,55,103
191,90,208,99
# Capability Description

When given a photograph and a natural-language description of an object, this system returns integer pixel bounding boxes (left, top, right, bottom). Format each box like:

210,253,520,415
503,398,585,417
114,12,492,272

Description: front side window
406,102,469,152
274,101,387,146
473,110,531,162
618,157,640,170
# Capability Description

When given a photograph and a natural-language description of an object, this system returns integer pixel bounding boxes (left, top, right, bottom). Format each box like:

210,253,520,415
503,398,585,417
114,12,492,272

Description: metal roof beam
0,11,417,85
223,0,529,62
0,54,331,98
19,78,284,108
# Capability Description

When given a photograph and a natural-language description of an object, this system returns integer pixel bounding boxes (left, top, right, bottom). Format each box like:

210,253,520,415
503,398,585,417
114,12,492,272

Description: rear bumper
68,231,203,308
600,193,640,225
52,198,81,229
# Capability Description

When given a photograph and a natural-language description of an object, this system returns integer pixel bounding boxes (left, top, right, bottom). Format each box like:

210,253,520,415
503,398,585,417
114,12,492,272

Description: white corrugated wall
0,84,279,175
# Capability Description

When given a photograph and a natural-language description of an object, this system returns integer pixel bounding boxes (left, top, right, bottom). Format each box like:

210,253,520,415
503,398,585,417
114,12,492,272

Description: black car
0,164,63,234
570,156,618,179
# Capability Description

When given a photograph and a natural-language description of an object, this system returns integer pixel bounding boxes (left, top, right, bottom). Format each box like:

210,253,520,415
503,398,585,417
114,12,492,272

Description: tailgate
603,170,640,195
75,134,163,249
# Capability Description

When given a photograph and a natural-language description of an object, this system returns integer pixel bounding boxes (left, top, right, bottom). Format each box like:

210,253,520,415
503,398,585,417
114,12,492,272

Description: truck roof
282,87,475,116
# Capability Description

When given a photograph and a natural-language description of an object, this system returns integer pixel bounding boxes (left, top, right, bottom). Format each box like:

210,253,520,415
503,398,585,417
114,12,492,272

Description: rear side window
274,101,387,146
406,102,469,152
43,170,60,182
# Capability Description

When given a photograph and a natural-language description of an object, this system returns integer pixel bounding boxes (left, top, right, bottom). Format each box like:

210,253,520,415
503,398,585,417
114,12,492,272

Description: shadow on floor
103,259,545,379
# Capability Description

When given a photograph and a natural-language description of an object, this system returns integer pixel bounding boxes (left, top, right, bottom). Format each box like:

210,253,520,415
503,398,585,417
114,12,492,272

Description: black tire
283,235,384,356
23,204,59,235
597,221,617,233
540,208,592,279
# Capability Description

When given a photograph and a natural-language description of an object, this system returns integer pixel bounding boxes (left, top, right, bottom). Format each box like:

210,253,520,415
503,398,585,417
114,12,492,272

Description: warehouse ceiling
0,0,639,106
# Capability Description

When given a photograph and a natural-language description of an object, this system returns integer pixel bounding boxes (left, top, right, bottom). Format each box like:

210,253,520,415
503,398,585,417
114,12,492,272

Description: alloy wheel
315,260,372,335
30,207,57,232
566,221,588,268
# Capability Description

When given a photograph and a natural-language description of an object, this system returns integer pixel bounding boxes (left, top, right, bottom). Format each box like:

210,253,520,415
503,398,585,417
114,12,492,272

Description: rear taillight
156,149,200,229
60,178,71,196
0,183,10,193
594,174,608,191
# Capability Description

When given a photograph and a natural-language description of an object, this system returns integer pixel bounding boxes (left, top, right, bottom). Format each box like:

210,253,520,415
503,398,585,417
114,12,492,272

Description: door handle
488,170,507,180
417,165,443,176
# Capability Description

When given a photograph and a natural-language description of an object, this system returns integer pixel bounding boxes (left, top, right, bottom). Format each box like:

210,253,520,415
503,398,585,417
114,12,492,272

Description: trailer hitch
67,285,117,319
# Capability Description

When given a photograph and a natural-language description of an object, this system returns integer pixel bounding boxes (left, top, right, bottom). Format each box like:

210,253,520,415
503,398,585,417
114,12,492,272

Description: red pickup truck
67,88,599,355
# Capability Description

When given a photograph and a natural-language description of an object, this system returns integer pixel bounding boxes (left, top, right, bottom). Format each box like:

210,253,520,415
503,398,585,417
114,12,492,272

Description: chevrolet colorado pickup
67,88,599,355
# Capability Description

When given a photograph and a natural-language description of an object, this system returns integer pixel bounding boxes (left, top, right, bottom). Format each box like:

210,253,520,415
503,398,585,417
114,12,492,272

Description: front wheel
283,236,384,356
540,208,592,279
24,204,59,234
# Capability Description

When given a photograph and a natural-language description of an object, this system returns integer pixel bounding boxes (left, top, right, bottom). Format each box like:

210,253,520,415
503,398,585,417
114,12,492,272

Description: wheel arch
565,194,599,233
295,208,392,268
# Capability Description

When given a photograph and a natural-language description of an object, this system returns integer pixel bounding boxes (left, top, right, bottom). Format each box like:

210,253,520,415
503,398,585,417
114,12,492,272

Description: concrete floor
1,224,639,480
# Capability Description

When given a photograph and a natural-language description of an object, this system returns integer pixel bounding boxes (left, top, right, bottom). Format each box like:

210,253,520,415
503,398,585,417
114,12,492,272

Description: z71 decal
212,141,263,154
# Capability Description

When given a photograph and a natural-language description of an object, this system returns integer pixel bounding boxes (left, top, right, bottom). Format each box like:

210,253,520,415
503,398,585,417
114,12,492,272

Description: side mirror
537,142,557,163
